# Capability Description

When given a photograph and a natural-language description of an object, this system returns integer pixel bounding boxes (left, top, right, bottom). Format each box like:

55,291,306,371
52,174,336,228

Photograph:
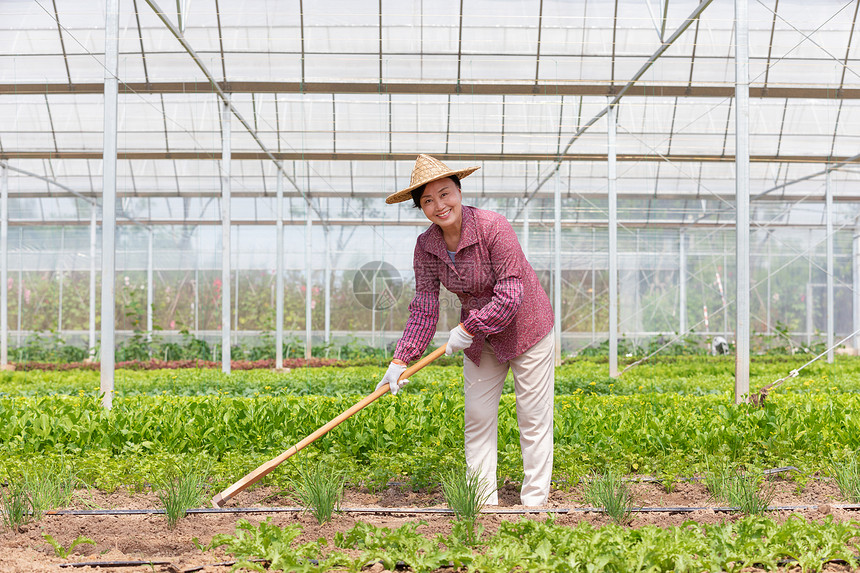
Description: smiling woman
376,154,556,508
416,178,464,251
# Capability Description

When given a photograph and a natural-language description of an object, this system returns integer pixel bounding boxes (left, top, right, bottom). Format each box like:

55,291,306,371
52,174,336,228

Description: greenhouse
3,0,860,570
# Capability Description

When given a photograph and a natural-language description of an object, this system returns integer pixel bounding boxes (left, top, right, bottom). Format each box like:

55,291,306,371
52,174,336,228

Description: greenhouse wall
9,215,856,357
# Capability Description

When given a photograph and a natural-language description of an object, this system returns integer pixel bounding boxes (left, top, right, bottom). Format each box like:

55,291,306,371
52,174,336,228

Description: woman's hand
375,359,409,395
445,323,474,356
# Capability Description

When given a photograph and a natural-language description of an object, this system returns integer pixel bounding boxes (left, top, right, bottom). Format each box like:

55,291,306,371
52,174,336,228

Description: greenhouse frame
2,0,860,406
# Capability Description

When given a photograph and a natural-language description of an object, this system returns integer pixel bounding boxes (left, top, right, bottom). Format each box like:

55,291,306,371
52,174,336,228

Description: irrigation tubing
0,466,807,491
58,558,269,570
50,556,860,572
44,503,860,517
54,554,858,572
58,560,172,568
35,466,813,518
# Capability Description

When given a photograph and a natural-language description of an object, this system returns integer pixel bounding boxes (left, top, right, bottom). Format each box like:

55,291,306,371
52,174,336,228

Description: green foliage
576,334,709,358
583,470,634,525
210,515,860,573
155,463,210,529
7,355,860,399
324,336,391,360
440,466,492,545
41,534,95,558
1,357,860,492
289,463,343,525
1,382,860,489
13,331,89,363
336,520,454,573
115,332,149,362
832,454,860,503
658,462,684,494
22,463,77,520
0,481,33,532
208,519,346,573
705,461,776,515
0,465,77,531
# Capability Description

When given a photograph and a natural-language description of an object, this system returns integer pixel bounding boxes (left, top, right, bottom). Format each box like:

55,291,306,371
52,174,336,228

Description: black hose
44,502,860,517
58,558,269,571
58,560,172,568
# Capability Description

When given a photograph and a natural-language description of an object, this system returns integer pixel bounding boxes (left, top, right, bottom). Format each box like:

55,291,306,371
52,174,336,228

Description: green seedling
0,481,34,532
732,474,776,515
156,464,209,529
705,461,775,515
42,534,95,558
441,467,493,545
23,464,77,520
290,463,344,525
583,470,634,525
660,471,679,494
832,456,860,503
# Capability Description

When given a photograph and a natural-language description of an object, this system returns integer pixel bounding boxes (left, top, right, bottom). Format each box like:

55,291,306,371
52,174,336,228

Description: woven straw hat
385,154,480,204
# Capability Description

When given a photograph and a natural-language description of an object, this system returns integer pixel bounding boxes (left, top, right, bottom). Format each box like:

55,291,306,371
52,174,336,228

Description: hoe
211,344,447,507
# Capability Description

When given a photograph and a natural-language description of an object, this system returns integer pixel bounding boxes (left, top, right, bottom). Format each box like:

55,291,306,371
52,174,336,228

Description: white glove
375,361,409,395
445,324,474,356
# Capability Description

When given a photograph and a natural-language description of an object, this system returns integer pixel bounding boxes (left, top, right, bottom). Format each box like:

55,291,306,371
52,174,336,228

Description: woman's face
419,177,462,232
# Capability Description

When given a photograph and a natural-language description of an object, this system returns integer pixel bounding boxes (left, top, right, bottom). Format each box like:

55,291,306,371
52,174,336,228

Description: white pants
462,331,555,506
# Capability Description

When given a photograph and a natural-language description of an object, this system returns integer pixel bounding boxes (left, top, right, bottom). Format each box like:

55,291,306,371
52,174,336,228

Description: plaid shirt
394,206,554,366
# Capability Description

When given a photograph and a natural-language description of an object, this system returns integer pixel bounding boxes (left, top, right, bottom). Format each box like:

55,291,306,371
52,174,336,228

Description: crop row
215,514,859,573
2,355,859,397
1,391,857,488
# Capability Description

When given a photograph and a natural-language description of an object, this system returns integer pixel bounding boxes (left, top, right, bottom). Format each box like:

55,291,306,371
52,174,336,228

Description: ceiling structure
0,0,859,230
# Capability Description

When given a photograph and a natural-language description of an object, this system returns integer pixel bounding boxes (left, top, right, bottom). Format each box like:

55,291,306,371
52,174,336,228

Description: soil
1,477,858,572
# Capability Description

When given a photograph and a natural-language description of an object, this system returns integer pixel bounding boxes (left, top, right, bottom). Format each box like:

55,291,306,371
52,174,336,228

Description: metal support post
100,0,119,410
89,207,96,359
854,224,860,352
633,230,641,348
221,100,232,374
1,164,7,367
58,228,64,332
234,230,239,347
305,205,312,358
276,164,284,369
591,227,596,344
554,167,562,365
679,228,687,335
147,227,153,346
608,101,619,377
807,237,813,346
371,269,376,347
766,232,771,335
17,228,22,346
734,0,751,402
806,281,814,346
826,168,834,362
194,268,199,335
324,227,331,345
722,236,729,338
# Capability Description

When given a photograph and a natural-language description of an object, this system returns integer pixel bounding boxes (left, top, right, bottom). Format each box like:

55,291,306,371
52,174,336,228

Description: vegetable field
2,357,859,488
2,356,860,571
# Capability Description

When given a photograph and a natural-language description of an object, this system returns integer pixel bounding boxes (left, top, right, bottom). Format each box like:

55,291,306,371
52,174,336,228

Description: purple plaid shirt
394,206,554,366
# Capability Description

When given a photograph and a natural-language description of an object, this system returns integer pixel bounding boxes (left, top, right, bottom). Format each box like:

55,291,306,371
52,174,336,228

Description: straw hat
385,154,480,204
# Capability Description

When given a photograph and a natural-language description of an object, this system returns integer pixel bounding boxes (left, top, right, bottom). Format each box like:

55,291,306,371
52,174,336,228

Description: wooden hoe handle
211,344,448,507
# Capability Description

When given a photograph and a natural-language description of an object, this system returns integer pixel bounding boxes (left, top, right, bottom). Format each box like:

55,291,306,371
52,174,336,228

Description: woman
376,154,555,507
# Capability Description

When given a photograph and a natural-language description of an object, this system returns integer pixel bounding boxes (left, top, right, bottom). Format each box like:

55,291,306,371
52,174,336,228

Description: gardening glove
375,360,409,395
445,323,474,356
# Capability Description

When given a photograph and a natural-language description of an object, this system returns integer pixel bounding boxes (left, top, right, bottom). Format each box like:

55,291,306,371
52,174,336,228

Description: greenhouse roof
1,0,860,226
